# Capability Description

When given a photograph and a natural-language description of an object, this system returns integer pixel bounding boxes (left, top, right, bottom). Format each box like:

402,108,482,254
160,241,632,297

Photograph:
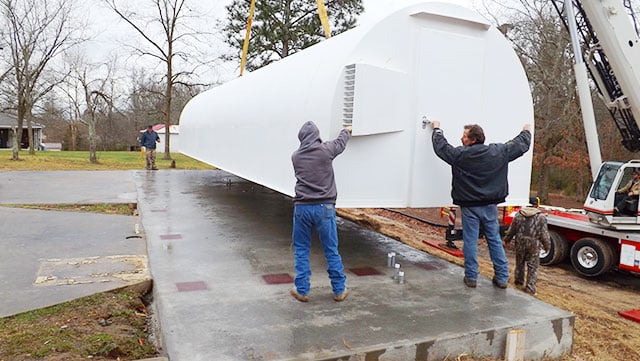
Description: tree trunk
537,161,550,203
70,121,78,151
12,104,26,161
11,127,20,160
27,113,35,155
163,57,172,160
88,113,97,163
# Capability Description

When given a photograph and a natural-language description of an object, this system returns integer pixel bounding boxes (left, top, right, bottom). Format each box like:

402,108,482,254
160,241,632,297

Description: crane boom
553,0,640,152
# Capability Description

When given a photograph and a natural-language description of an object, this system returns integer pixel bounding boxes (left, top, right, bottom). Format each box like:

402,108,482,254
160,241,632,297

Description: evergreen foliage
220,0,363,72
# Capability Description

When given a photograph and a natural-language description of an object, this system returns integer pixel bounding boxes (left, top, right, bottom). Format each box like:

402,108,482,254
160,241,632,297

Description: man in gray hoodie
290,121,351,302
503,197,551,295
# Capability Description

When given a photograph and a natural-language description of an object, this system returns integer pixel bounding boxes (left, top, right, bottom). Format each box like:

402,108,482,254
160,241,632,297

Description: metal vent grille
342,64,356,126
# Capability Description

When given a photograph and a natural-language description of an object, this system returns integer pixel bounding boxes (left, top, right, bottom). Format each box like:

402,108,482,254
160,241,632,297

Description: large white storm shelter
180,2,534,208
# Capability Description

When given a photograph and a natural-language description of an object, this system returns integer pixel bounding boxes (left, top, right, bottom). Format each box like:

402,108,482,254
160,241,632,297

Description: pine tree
221,0,363,72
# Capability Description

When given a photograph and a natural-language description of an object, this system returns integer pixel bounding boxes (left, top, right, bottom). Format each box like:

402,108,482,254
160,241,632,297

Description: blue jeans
292,203,346,296
460,205,509,284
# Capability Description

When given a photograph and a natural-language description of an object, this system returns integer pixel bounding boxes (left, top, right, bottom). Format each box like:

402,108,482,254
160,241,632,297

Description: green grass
0,150,214,171
0,289,157,360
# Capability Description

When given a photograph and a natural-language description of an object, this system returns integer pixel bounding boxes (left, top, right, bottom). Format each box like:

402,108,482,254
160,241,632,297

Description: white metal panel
579,0,640,130
179,1,534,208
349,64,410,135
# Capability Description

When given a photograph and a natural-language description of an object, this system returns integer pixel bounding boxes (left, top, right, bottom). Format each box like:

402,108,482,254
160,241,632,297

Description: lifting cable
239,0,256,76
382,208,449,229
240,0,333,76
315,0,332,38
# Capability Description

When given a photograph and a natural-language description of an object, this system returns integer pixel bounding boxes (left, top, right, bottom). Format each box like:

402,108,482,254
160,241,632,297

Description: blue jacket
291,121,350,204
432,128,531,207
140,130,160,149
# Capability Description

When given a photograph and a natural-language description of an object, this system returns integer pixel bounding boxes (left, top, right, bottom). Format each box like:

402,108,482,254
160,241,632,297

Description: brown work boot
333,289,349,302
492,278,508,289
290,288,309,302
463,276,477,288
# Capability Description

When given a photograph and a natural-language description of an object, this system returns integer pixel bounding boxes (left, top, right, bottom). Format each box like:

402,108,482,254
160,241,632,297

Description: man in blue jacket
431,121,531,289
140,125,160,170
290,121,351,302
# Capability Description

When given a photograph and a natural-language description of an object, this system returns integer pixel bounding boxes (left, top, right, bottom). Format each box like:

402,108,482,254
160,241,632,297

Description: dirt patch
3,203,138,216
0,288,158,361
338,193,640,361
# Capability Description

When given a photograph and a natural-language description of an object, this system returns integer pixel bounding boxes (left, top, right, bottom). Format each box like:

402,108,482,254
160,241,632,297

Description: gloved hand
344,125,352,134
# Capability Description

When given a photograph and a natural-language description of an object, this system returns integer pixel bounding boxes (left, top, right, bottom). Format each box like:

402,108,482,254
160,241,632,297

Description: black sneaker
492,278,508,289
463,277,477,288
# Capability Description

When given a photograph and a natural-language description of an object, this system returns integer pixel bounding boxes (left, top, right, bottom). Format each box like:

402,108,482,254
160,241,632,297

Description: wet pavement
136,170,573,361
0,170,574,360
0,171,148,317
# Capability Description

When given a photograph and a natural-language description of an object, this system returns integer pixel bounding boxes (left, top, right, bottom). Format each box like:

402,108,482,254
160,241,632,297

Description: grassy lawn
0,150,214,171
0,289,157,360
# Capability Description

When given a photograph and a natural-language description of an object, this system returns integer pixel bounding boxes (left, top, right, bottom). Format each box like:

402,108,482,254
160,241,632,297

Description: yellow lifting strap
315,0,332,38
239,0,256,76
240,0,331,76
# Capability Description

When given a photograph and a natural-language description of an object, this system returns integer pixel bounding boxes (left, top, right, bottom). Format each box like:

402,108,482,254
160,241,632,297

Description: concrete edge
276,314,575,361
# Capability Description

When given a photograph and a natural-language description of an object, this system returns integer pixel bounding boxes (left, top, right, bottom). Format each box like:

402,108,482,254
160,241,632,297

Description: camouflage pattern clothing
503,207,551,295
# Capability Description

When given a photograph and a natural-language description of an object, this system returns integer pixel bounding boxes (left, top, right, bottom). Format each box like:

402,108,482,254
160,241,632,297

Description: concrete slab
0,171,148,317
0,170,137,204
136,170,574,361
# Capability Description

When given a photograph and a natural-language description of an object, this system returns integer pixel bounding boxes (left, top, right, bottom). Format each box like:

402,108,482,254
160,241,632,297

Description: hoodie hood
298,121,321,148
519,206,541,217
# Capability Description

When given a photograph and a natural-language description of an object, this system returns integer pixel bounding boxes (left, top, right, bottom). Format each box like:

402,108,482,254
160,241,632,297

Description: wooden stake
505,329,526,361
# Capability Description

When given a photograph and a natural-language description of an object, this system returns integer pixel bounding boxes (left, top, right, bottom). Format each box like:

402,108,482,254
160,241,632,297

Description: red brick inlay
349,267,383,276
417,262,445,271
262,273,294,285
176,281,208,292
160,234,182,240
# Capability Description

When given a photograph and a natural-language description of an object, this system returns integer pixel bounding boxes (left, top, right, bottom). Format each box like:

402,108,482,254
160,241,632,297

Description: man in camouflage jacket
503,199,551,295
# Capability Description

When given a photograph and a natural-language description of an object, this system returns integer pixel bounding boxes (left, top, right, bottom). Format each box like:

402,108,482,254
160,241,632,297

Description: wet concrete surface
0,170,137,204
0,170,574,360
136,170,574,361
0,171,148,317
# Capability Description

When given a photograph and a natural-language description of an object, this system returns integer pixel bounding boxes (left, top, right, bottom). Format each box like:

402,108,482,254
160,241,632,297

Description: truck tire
540,230,569,266
570,237,615,277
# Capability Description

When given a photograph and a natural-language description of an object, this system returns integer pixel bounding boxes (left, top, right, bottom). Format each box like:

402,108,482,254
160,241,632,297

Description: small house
0,113,44,150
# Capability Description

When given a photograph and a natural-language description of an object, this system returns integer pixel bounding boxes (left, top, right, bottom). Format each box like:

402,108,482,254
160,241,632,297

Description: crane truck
520,0,640,277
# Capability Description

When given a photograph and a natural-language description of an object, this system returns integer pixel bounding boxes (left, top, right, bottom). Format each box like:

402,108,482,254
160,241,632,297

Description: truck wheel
540,230,569,266
570,237,615,277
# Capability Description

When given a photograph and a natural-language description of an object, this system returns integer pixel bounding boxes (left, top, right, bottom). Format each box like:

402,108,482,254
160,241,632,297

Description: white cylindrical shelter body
180,2,534,208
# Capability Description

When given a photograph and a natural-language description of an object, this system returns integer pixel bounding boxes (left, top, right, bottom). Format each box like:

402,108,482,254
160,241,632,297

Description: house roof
140,124,179,134
156,124,179,134
0,112,44,129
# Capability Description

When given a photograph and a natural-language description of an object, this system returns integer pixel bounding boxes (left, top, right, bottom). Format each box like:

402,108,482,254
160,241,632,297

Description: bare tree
0,0,84,159
61,53,117,163
480,0,598,202
103,0,210,160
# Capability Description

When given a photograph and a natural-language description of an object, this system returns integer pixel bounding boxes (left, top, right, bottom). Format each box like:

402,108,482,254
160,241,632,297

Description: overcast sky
81,0,480,85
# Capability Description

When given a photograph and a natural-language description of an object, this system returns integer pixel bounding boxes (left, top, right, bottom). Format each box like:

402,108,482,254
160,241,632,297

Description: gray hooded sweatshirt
292,121,350,204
